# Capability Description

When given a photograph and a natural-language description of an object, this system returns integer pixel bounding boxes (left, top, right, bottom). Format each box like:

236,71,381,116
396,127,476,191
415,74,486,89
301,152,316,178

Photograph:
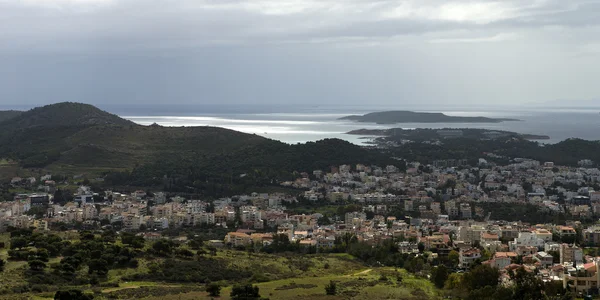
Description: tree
431,265,449,289
207,283,221,297
88,259,109,276
418,242,425,253
230,284,261,300
189,237,204,250
511,267,544,300
10,236,27,249
0,259,5,272
54,290,94,300
152,239,175,257
448,250,460,267
405,257,425,274
491,286,514,300
325,280,337,295
28,259,46,272
462,264,499,291
444,273,463,290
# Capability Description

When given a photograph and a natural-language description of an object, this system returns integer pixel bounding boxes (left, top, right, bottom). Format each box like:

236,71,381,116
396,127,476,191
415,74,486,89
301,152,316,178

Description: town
3,155,600,298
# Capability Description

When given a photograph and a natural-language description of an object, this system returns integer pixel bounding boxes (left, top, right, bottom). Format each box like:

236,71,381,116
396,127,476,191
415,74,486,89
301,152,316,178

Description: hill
0,103,397,193
0,110,23,123
339,111,520,124
0,102,134,129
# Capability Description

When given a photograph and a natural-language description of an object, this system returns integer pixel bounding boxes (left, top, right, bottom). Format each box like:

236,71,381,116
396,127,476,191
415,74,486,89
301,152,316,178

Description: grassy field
139,268,440,300
0,237,441,300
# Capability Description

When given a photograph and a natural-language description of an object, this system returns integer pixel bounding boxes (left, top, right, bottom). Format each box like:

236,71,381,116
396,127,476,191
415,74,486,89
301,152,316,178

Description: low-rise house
534,251,554,268
225,232,252,247
459,248,482,268
560,243,583,265
564,258,600,294
584,226,600,246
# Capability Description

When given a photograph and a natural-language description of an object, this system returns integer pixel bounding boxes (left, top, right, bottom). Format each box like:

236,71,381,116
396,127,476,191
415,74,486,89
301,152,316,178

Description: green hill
0,103,397,192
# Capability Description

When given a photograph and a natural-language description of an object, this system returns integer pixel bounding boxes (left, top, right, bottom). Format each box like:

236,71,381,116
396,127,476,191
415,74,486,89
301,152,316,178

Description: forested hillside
0,103,397,193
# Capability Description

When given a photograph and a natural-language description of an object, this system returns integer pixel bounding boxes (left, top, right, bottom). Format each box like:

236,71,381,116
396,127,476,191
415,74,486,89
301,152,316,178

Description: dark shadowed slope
0,110,23,123
0,102,396,177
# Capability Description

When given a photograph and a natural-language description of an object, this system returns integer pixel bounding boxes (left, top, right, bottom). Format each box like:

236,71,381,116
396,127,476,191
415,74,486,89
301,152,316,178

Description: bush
99,282,120,288
28,259,46,272
325,280,337,295
127,257,251,283
128,259,139,268
54,290,94,300
231,284,261,300
207,283,221,297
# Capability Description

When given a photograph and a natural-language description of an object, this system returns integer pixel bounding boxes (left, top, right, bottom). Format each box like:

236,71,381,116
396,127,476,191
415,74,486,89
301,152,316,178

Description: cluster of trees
6,229,140,287
8,229,64,270
440,264,573,300
132,256,252,283
474,202,570,225
389,135,600,168
54,289,94,300
230,284,264,300
105,138,398,197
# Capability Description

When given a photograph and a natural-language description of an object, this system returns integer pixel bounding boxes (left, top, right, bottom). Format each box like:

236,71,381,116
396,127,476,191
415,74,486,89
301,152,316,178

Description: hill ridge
0,103,396,188
1,102,135,129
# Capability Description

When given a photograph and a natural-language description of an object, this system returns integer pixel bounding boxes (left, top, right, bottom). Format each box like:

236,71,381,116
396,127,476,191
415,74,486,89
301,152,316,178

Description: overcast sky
1,0,600,109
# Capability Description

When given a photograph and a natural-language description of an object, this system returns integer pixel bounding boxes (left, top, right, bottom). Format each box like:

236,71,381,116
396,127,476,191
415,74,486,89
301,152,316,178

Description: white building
509,231,546,251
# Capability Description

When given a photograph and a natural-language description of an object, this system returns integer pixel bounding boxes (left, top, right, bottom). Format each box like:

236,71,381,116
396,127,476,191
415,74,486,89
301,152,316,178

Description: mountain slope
0,103,397,189
0,111,23,123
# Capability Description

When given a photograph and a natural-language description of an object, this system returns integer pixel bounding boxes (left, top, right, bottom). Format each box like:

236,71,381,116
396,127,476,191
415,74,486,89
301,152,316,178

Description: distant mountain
339,111,520,124
0,103,396,191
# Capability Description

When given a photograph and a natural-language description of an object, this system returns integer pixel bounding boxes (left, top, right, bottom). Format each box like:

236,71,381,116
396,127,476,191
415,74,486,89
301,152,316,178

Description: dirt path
346,269,373,277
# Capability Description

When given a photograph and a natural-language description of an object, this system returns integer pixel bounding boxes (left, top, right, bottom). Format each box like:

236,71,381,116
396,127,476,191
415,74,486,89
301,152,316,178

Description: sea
3,103,600,145
114,104,600,145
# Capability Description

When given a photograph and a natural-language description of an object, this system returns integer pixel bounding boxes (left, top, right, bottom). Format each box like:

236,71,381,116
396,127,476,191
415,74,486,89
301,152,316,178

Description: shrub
325,280,337,295
54,290,94,300
231,284,261,300
206,283,221,297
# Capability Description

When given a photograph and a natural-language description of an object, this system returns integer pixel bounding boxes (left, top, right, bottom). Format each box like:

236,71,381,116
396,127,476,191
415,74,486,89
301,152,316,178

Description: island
339,111,521,124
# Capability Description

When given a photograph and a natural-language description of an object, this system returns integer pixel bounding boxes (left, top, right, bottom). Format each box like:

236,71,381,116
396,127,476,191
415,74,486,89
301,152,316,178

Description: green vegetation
388,136,600,167
0,229,443,300
0,102,398,197
230,284,262,300
206,283,222,297
441,264,573,300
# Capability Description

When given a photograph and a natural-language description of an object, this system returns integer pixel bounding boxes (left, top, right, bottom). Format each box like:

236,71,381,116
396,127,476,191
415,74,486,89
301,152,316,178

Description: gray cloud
0,0,600,107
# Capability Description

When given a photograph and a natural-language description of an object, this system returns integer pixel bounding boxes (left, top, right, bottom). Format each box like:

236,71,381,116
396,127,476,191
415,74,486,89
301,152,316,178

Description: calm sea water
120,106,600,145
